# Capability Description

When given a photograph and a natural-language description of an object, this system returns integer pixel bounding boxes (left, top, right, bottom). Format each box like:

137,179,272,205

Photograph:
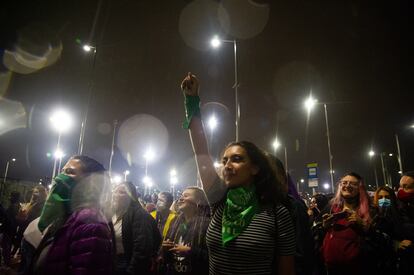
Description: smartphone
332,211,349,220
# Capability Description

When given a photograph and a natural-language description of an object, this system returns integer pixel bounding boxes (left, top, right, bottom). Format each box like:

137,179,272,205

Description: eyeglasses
339,180,359,187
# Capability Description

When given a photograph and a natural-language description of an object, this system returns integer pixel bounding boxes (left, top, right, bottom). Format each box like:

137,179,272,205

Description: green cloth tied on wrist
182,95,201,129
38,173,77,232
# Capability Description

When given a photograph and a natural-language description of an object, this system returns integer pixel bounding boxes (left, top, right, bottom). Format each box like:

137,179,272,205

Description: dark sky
1,0,413,193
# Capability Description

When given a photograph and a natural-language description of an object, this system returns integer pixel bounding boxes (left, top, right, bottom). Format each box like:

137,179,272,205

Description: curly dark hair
223,141,285,206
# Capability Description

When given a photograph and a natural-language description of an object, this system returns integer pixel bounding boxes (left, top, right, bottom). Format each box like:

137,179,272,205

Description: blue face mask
378,198,391,208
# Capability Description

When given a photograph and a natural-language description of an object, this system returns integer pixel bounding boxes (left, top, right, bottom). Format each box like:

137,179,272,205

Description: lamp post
124,170,130,181
211,36,239,141
78,44,97,155
368,150,379,189
50,109,72,181
170,168,178,199
1,158,16,197
304,96,335,192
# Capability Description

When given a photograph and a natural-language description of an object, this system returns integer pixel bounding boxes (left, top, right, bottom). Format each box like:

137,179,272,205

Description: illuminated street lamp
143,175,153,195
50,109,72,181
304,95,335,192
124,170,130,181
170,168,178,199
208,115,218,132
272,138,281,152
210,35,239,141
2,158,16,193
54,149,65,175
143,148,155,176
112,175,122,185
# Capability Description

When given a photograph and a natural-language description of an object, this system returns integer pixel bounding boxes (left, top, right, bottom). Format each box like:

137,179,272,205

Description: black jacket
121,202,161,275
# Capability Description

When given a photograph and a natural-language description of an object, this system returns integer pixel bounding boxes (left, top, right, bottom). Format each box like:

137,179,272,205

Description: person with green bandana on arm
180,73,296,275
32,155,114,275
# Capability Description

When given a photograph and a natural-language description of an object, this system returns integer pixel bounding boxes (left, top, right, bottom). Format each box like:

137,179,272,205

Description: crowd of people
0,73,413,274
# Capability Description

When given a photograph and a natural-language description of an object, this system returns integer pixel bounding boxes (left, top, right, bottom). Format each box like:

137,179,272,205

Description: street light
112,175,122,185
143,175,153,195
54,149,65,175
210,35,240,141
50,109,72,181
272,138,281,152
170,168,178,199
304,95,335,193
78,43,98,155
124,170,130,181
143,148,155,176
208,115,218,131
1,158,16,197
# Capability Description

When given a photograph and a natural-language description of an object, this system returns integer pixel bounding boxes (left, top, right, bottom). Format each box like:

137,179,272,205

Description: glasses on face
339,180,359,187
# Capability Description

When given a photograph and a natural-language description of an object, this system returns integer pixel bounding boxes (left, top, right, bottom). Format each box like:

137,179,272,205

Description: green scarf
182,95,200,129
38,173,77,232
222,185,259,246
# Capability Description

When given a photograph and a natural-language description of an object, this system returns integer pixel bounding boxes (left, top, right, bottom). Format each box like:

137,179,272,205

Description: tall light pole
211,36,239,141
304,96,335,192
1,158,16,197
368,150,379,188
50,109,72,181
208,114,218,152
170,168,178,199
272,138,288,177
78,44,97,155
124,170,130,181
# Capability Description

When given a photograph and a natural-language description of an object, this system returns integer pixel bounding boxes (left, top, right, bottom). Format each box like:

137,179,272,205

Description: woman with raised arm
180,73,296,275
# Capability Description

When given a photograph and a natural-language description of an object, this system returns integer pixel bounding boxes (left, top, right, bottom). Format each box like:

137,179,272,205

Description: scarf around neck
38,173,76,232
222,185,258,246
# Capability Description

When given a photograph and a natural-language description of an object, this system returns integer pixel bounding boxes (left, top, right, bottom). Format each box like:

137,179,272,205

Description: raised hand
181,72,199,96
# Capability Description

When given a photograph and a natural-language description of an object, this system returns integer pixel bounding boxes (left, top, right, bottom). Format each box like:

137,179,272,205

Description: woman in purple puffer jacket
32,155,114,275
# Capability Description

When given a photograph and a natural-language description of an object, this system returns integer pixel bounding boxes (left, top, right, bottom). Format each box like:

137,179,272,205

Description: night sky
1,0,413,193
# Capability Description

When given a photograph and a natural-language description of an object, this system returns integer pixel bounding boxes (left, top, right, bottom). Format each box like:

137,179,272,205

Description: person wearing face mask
32,155,114,275
371,186,411,274
162,187,210,275
396,171,414,275
151,192,177,240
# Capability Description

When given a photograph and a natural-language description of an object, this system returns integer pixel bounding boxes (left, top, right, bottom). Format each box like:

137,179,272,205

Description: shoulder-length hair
331,172,371,224
223,141,285,206
373,186,397,207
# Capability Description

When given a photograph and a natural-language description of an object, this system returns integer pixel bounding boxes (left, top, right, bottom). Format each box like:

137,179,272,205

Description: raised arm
181,73,219,194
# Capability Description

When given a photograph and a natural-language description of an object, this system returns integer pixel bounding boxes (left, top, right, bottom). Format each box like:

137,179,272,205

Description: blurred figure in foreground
32,155,114,274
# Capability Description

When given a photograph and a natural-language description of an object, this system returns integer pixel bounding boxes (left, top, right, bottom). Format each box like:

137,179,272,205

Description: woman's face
178,189,197,212
112,184,131,210
377,190,390,201
61,159,85,181
31,188,40,202
339,175,360,199
221,145,258,189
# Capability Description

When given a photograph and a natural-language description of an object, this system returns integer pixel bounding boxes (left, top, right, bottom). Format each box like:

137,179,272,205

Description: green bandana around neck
38,173,77,232
222,185,259,246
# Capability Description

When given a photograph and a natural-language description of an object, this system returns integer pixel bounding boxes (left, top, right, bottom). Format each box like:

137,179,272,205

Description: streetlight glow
323,183,330,190
210,36,221,48
54,149,64,159
143,176,153,187
389,153,393,157
144,148,155,162
300,179,305,183
208,115,218,131
50,109,73,133
112,175,122,184
368,150,375,157
304,95,317,113
83,44,92,52
272,138,281,151
170,169,177,177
